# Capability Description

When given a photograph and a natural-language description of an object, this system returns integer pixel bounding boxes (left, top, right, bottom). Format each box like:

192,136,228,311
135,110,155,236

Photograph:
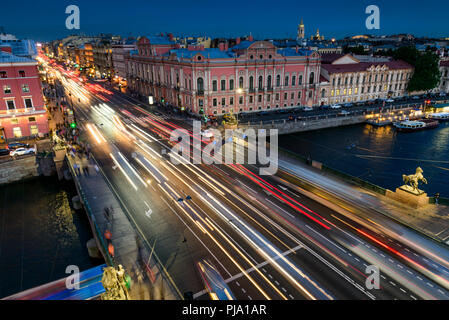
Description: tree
392,46,441,92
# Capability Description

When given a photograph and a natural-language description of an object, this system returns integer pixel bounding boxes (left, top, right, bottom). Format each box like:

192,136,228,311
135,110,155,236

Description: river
0,176,103,298
279,121,449,198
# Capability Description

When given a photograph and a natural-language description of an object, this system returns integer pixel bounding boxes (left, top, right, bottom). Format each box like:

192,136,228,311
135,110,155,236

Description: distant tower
297,18,305,40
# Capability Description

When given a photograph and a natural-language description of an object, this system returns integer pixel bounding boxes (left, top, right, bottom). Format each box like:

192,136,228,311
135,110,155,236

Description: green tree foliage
392,46,441,92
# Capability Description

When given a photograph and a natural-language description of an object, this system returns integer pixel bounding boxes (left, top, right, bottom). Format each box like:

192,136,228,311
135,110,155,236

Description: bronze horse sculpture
403,167,428,193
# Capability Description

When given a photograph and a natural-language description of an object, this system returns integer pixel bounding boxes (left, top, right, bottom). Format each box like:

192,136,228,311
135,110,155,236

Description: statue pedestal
386,186,429,208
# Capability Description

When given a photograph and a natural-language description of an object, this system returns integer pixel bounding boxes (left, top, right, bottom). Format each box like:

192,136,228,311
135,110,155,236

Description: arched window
298,75,303,85
309,72,315,85
197,77,204,91
285,76,289,86
292,75,296,86
276,75,281,87
267,75,272,89
249,76,254,90
258,76,263,90
321,89,326,98
239,76,244,89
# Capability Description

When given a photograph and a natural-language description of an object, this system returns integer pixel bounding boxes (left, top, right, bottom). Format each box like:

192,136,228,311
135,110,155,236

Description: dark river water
0,177,103,298
279,121,449,198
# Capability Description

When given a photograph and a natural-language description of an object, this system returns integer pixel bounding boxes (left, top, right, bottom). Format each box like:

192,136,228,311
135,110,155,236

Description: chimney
295,46,298,53
219,42,225,51
225,42,229,51
168,33,174,41
0,46,12,53
248,34,253,42
236,37,241,45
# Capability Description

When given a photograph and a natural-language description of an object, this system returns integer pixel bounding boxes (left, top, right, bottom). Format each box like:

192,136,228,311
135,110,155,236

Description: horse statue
402,167,428,193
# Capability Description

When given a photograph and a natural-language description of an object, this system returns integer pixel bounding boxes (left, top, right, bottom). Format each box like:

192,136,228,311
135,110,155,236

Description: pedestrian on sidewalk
104,207,111,221
82,165,89,176
74,163,81,175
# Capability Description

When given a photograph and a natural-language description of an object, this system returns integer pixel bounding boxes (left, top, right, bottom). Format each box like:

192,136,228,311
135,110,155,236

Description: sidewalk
277,153,449,243
64,148,180,300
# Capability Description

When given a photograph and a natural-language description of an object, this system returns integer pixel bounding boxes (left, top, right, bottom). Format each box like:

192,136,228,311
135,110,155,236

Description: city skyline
2,0,449,41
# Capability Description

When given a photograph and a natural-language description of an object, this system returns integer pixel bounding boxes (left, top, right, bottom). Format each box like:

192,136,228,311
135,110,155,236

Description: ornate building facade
320,54,414,105
126,36,321,115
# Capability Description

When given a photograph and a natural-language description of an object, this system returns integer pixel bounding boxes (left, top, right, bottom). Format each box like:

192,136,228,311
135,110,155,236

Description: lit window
22,84,30,93
3,85,11,94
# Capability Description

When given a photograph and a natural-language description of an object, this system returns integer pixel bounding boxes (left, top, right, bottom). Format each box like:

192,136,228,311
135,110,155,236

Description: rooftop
0,50,35,63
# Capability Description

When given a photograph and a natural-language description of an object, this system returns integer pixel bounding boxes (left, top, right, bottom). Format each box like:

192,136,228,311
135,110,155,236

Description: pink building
126,35,321,116
0,47,48,142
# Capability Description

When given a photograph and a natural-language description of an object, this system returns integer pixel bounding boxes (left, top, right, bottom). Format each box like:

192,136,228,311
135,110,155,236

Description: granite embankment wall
0,156,39,185
240,115,367,135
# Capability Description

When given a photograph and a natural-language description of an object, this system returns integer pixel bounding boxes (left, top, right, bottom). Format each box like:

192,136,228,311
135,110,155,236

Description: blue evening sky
1,0,448,41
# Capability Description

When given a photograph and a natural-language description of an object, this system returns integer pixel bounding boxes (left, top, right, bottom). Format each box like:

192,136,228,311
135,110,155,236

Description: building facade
0,48,48,141
126,36,321,115
438,60,449,93
320,54,414,105
111,39,137,85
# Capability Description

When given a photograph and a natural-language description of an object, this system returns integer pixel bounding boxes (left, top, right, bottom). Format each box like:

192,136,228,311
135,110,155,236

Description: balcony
249,88,256,93
266,87,273,92
197,90,204,96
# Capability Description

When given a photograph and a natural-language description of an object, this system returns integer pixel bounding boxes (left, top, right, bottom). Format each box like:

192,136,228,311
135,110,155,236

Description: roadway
40,56,449,300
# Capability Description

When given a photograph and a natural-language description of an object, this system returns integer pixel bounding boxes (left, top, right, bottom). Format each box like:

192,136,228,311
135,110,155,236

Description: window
291,93,294,100
337,78,341,86
30,125,39,135
298,75,303,85
345,77,348,85
198,99,203,107
321,89,326,98
0,71,6,78
309,91,313,98
13,127,22,138
285,76,289,87
249,96,253,103
258,76,263,90
6,100,15,110
361,87,364,94
213,98,217,106
221,80,226,91
298,91,301,99
197,78,204,91
28,117,36,122
230,97,234,105
267,75,272,89
258,95,262,103
332,78,335,86
239,96,243,104
229,79,234,90
22,84,29,93
331,90,334,96
309,72,314,84
3,85,11,94
212,80,217,92
221,98,226,106
239,77,244,89
284,93,287,100
259,55,263,60
267,94,270,101
276,75,280,87
292,76,296,86
268,55,272,59
276,93,279,101
249,76,254,90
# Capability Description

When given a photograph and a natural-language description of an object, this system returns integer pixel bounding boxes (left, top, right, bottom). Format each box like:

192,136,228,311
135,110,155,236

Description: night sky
1,0,448,41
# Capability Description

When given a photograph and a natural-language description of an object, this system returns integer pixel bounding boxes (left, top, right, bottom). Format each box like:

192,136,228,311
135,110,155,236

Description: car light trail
109,153,138,191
